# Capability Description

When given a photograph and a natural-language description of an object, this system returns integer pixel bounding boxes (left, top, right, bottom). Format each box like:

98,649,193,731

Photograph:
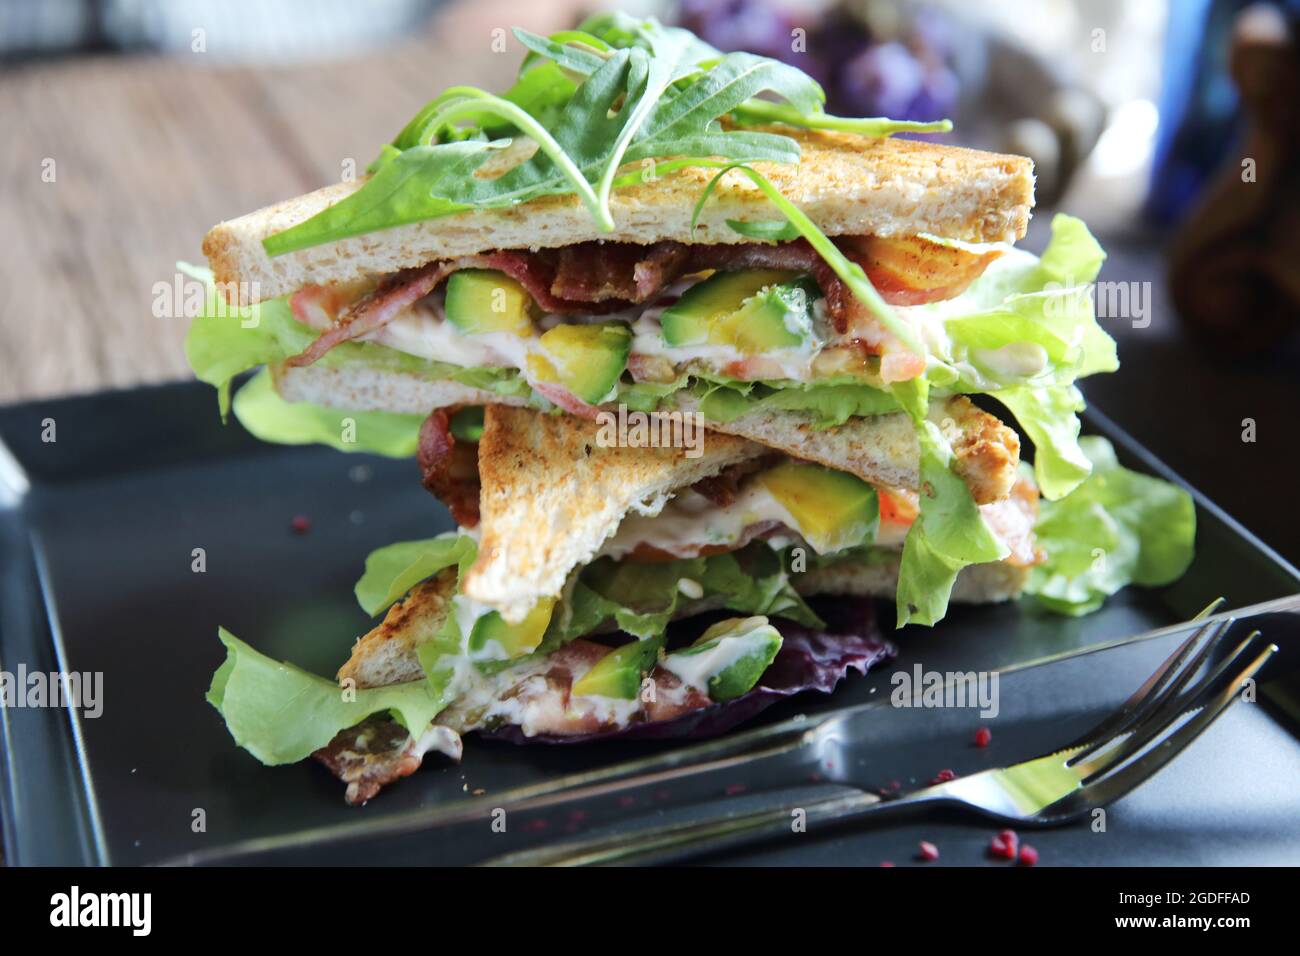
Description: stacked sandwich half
190,14,1194,802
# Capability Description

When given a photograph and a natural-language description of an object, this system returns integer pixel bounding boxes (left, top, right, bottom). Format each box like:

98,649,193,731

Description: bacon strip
314,717,463,806
476,251,624,316
286,261,460,367
691,454,783,507
313,717,424,806
551,241,691,303
417,408,481,527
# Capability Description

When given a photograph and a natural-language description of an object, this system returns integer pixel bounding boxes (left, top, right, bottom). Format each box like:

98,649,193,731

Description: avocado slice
444,269,537,336
663,616,783,703
467,597,555,659
526,323,631,404
571,635,665,700
659,270,816,353
757,460,880,554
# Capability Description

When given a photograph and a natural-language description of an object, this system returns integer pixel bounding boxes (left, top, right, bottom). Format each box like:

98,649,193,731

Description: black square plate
1,383,1297,865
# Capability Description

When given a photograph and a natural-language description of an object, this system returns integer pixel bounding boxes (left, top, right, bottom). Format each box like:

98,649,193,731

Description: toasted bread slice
271,365,1018,503
465,405,766,623
336,569,459,689
271,362,526,413
204,129,1034,304
795,556,1029,605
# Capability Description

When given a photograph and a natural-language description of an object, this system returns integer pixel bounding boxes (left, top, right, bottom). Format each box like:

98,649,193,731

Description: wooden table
0,0,583,404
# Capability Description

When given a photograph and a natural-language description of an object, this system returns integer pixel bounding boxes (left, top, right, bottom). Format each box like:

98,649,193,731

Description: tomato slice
848,235,1003,307
878,489,919,526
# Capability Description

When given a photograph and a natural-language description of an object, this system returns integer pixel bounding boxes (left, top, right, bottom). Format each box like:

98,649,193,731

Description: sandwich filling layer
284,234,1007,395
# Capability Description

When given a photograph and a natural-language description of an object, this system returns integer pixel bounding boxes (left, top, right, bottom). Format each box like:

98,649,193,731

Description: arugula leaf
263,16,833,256
728,98,952,136
691,162,924,355
265,141,492,255
724,218,801,242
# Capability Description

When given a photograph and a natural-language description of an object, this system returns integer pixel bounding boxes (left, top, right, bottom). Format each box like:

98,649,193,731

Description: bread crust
205,128,1034,304
795,556,1028,604
336,569,458,689
465,405,765,623
272,362,526,413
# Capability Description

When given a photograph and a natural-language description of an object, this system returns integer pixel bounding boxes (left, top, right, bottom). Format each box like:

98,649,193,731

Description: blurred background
1,0,1297,561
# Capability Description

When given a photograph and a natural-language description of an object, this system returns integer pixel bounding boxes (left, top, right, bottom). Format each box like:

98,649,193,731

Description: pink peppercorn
988,829,1019,860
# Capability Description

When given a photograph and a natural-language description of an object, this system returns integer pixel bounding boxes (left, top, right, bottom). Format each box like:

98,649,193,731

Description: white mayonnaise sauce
972,342,1050,380
599,484,800,560
365,300,532,368
661,618,774,692
408,725,463,762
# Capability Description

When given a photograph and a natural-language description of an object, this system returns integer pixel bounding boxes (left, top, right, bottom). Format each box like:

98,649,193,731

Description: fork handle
484,789,937,866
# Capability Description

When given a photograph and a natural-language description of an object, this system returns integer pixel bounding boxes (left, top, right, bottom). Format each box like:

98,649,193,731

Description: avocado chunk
444,269,537,336
662,616,783,703
757,460,879,554
526,323,631,404
659,270,817,353
571,635,665,700
467,597,555,660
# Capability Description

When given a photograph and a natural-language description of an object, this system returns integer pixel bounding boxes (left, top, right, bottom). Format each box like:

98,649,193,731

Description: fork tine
1073,631,1265,780
1064,617,1232,759
1068,642,1277,810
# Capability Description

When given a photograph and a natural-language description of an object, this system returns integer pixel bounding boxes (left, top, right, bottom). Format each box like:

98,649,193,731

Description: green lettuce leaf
180,262,315,417
895,529,966,628
571,542,821,642
1025,436,1195,615
895,418,1008,627
232,370,424,458
354,534,478,616
695,379,902,428
994,384,1092,501
939,217,1114,390
207,628,445,764
181,262,529,421
916,216,1113,500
